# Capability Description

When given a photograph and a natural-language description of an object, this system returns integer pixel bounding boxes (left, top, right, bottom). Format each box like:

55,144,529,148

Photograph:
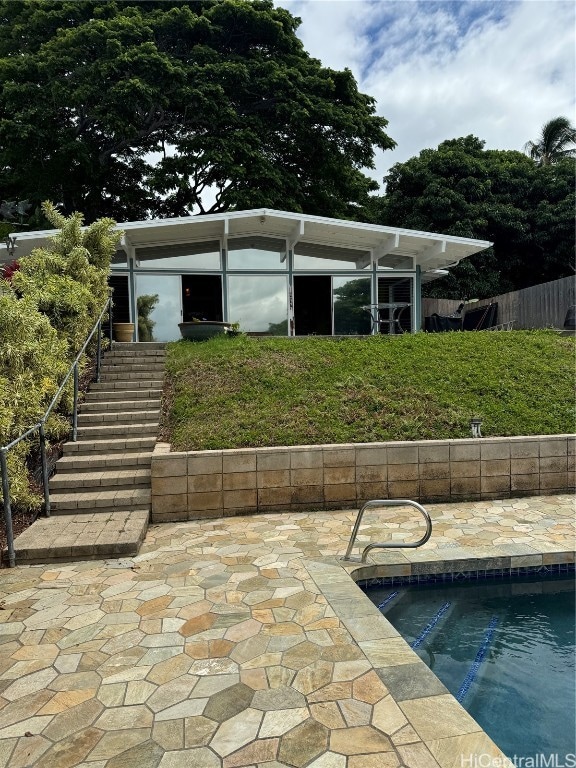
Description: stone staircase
11,342,166,564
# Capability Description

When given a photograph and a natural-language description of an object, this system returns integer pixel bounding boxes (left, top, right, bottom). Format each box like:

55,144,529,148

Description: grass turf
162,331,575,451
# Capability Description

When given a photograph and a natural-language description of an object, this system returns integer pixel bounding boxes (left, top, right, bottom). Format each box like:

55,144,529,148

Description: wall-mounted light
470,418,483,438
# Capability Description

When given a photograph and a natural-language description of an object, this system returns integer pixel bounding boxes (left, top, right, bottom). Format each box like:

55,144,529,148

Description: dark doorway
293,276,332,335
182,275,223,322
108,275,130,339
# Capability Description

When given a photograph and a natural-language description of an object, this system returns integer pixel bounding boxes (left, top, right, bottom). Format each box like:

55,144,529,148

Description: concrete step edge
76,427,159,438
63,438,156,454
56,453,153,470
83,391,163,401
49,470,151,489
77,412,161,424
12,511,149,562
80,400,161,411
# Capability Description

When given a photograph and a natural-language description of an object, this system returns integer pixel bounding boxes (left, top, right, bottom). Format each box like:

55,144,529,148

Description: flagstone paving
0,494,573,767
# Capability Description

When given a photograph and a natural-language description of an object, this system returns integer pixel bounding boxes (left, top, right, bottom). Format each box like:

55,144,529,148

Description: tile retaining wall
151,435,575,522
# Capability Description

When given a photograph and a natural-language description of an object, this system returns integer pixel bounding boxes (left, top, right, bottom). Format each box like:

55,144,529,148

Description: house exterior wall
110,235,422,340
151,435,575,522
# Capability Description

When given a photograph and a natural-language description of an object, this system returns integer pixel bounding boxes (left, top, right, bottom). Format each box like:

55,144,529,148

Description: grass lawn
162,331,575,451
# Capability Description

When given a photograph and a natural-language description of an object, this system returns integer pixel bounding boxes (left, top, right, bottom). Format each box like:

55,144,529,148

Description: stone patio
0,494,573,767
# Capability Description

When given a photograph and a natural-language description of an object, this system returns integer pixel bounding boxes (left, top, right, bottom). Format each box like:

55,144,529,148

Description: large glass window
227,236,287,270
333,277,371,335
136,274,182,342
135,240,220,270
378,254,414,270
376,276,413,334
227,275,288,334
294,242,371,271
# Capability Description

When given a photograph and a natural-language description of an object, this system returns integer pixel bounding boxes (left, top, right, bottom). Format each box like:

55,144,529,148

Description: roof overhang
1,208,492,276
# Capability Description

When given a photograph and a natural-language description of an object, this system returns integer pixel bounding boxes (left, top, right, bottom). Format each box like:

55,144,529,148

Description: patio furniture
362,303,411,334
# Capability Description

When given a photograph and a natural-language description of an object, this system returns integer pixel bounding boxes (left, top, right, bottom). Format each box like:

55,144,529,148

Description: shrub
0,202,121,511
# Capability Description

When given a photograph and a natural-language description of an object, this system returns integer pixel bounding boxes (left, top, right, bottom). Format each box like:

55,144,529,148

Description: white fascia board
4,207,493,261
118,209,492,250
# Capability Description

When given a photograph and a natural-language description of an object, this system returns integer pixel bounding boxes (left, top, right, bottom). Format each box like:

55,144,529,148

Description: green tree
524,116,576,166
0,0,394,223
333,279,371,334
372,136,575,298
267,319,289,336
137,294,159,342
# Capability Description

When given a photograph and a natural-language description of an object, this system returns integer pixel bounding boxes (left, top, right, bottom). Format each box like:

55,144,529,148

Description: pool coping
303,544,575,766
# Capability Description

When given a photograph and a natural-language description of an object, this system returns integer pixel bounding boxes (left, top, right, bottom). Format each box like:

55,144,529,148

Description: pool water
367,575,576,758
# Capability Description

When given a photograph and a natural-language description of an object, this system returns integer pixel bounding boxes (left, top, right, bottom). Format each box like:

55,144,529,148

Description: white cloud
276,0,575,187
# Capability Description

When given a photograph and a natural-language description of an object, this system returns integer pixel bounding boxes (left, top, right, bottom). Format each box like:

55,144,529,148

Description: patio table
362,302,411,334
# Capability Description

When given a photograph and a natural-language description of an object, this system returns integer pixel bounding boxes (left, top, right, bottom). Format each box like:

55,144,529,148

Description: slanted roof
2,208,491,276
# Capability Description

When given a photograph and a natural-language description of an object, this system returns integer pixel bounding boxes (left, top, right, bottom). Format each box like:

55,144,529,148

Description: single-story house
3,209,491,340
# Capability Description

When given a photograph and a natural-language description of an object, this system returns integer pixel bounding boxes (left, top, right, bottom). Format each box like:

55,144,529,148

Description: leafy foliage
163,333,575,451
0,294,69,509
524,116,576,166
0,203,120,510
0,0,394,222
371,136,575,298
137,294,159,342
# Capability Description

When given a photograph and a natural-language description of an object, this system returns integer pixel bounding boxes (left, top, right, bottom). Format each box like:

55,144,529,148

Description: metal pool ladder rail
342,499,432,563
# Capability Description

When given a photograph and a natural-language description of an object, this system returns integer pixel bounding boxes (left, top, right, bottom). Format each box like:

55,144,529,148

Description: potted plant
113,322,135,342
178,318,234,341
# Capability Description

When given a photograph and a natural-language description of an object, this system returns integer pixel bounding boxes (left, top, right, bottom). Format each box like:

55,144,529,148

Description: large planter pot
179,321,232,341
113,323,135,343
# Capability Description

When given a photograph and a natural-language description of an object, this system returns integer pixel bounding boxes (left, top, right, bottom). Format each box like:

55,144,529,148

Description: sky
275,0,576,189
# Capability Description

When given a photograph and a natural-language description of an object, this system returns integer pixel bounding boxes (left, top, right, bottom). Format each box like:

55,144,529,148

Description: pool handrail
342,498,432,563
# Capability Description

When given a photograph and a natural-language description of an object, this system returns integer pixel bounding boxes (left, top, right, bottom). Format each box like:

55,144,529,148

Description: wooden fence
422,276,575,330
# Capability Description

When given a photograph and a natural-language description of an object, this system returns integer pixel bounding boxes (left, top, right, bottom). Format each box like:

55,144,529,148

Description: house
3,209,491,340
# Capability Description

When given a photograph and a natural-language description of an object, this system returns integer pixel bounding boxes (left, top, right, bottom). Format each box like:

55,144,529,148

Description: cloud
276,0,575,187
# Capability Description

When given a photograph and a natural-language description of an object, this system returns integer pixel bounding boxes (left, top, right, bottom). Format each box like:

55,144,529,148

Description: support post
72,363,79,442
0,450,15,567
96,320,102,383
39,423,50,517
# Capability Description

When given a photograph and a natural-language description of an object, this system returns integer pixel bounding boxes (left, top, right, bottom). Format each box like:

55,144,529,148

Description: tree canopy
0,0,394,223
372,136,575,298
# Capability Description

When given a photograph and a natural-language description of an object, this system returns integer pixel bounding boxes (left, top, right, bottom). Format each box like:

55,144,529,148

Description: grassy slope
163,331,575,451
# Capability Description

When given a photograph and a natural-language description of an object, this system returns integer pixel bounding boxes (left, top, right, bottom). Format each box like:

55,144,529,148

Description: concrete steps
50,487,152,515
12,511,150,563
90,380,163,391
63,436,157,454
49,468,151,491
77,410,161,425
55,452,153,471
83,389,163,401
13,342,166,563
80,399,161,412
75,423,159,439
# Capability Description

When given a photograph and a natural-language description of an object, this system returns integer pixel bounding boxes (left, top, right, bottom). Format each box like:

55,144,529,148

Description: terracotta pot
113,323,135,343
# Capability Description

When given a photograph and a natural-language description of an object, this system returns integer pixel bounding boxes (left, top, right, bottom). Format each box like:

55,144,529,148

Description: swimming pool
367,574,576,760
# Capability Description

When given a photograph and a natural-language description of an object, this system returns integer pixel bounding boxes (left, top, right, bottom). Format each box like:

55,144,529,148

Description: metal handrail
342,499,432,563
0,297,113,567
